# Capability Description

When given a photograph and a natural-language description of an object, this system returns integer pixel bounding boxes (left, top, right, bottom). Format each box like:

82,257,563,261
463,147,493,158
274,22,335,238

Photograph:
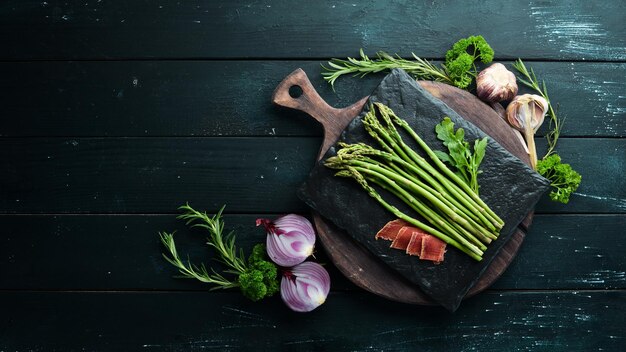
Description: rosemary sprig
512,59,562,158
159,231,239,289
322,49,453,89
177,204,247,274
159,204,280,301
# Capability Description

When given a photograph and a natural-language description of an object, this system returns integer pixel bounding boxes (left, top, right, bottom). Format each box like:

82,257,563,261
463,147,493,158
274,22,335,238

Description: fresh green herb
512,59,561,158
322,49,452,89
444,35,494,89
239,244,280,301
159,204,279,301
434,117,488,194
321,36,494,90
536,154,582,204
325,103,504,262
513,59,583,204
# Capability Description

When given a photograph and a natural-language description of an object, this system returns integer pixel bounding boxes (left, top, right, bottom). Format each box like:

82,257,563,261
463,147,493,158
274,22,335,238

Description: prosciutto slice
405,230,428,256
375,219,409,241
377,219,447,263
389,226,414,250
420,235,447,263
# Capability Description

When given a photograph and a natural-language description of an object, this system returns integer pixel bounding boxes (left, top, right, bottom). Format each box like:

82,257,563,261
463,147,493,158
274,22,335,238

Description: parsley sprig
444,35,494,89
433,117,488,194
536,154,581,204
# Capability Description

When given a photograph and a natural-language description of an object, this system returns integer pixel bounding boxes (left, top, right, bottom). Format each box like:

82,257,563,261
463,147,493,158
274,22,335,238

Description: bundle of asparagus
324,103,504,261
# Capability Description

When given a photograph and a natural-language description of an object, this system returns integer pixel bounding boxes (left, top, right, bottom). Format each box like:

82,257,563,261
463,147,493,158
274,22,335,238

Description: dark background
1,1,624,350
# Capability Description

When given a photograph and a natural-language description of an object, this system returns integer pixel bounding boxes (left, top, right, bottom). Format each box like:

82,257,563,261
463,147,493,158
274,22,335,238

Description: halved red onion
280,261,330,312
256,214,315,267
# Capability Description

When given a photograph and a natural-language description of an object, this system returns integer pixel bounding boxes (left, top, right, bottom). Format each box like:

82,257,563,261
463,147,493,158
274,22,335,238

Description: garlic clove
476,63,518,103
505,94,548,132
505,94,548,170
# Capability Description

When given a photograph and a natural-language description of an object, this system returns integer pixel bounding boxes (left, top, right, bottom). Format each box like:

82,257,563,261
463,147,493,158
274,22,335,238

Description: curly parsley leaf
536,154,582,204
444,35,494,89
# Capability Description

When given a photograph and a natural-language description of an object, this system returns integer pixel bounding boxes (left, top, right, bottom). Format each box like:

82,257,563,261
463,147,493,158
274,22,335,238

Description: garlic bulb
476,63,518,103
505,94,548,169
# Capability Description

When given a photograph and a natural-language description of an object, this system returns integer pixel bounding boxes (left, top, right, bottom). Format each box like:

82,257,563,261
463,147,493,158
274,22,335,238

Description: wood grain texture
1,1,624,60
0,0,623,348
1,138,622,213
0,213,353,291
272,68,367,156
535,138,626,213
494,215,626,289
0,291,624,351
1,61,623,137
0,137,320,214
3,214,618,291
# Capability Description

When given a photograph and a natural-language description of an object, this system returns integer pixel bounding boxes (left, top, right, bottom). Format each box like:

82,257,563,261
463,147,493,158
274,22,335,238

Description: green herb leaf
444,35,494,89
321,36,494,90
159,231,239,289
435,117,469,174
434,117,488,193
536,154,582,204
473,137,488,167
433,150,452,163
321,50,453,90
160,205,279,301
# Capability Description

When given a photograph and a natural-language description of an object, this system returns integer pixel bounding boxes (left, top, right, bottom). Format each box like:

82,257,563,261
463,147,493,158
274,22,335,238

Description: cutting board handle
272,68,367,158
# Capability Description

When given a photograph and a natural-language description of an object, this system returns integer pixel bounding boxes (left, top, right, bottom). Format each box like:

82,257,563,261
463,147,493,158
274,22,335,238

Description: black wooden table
1,1,624,350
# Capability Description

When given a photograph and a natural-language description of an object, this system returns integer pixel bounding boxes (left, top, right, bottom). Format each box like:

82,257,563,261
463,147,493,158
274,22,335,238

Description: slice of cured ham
389,226,414,250
377,219,447,263
375,219,409,241
420,235,447,263
405,230,428,256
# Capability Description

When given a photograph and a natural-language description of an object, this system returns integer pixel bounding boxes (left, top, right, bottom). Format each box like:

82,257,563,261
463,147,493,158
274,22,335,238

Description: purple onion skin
257,214,316,267
281,262,331,312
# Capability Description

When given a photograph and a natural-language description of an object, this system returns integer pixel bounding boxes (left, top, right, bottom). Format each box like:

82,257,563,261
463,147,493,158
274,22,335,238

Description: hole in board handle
289,85,303,99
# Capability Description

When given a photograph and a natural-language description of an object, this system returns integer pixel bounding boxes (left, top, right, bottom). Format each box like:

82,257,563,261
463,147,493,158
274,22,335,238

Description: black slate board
298,69,550,311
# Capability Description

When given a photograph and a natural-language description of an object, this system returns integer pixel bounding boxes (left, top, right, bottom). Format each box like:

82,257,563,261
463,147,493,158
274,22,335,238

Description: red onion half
281,261,331,312
256,214,315,267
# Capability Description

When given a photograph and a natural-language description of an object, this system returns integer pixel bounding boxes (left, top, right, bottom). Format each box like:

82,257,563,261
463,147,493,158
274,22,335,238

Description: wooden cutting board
272,68,533,305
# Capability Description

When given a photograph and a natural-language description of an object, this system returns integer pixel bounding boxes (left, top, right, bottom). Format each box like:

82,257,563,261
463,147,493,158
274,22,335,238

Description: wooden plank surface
492,215,626,289
1,0,624,350
1,138,623,213
1,61,624,138
0,137,319,213
0,291,624,351
0,1,624,60
0,214,623,291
